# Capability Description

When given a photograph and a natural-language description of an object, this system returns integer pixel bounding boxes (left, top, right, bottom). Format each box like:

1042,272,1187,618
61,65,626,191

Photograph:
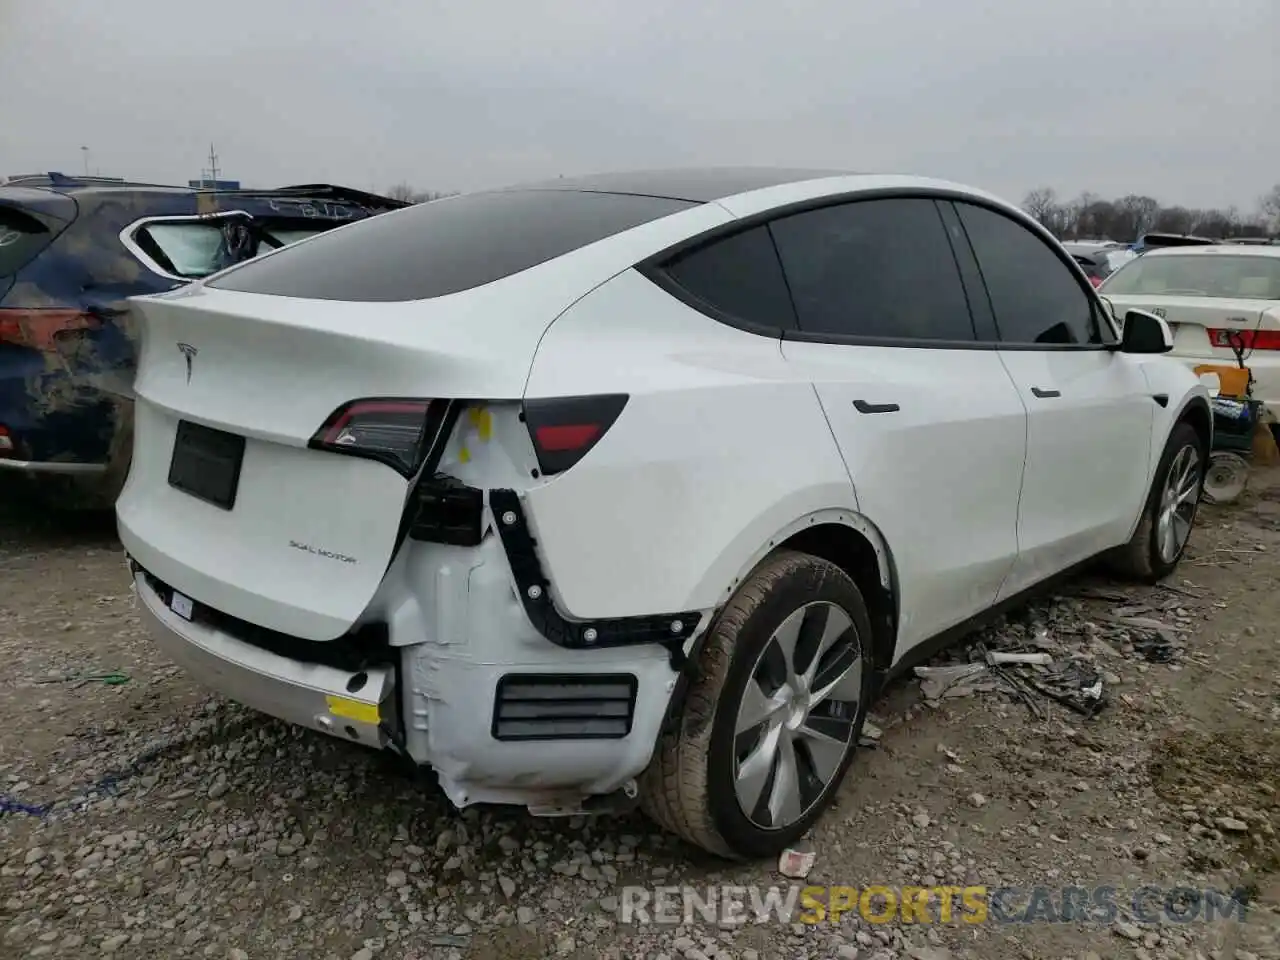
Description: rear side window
138,221,227,278
955,202,1100,345
0,207,54,278
659,225,797,330
263,227,326,248
210,190,696,301
132,219,350,279
768,198,976,341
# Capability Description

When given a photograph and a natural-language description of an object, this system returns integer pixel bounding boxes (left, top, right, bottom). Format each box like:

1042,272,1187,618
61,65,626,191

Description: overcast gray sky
2,0,1276,210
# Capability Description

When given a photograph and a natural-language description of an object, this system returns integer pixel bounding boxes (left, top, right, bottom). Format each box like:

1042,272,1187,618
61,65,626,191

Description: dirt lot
2,476,1278,960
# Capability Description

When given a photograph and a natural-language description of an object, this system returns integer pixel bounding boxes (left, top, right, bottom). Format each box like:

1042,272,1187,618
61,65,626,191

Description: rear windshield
208,189,696,301
1101,254,1280,300
0,207,54,278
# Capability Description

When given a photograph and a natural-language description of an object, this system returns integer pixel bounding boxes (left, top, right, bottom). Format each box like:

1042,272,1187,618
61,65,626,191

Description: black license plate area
168,420,245,510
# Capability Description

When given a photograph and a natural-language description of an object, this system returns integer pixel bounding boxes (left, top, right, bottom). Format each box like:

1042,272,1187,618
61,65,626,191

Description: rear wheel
1107,421,1206,582
639,550,874,859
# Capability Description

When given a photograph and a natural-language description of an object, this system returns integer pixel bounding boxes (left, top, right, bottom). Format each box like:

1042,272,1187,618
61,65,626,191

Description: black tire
639,550,875,859
1106,421,1206,583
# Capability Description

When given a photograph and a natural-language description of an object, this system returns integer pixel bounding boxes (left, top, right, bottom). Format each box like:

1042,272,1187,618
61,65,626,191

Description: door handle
1030,387,1061,399
853,400,900,414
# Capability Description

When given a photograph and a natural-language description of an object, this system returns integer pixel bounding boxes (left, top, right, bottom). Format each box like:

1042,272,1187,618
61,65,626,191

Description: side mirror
1120,309,1174,354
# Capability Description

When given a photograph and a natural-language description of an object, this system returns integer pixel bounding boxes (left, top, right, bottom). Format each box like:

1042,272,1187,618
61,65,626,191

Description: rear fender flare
703,507,894,604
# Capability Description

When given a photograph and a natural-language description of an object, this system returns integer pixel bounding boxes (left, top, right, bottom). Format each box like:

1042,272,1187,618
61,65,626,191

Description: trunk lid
1103,293,1279,362
116,282,550,641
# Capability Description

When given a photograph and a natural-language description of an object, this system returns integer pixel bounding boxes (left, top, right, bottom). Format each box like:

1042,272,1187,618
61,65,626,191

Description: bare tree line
385,183,457,204
1022,183,1280,242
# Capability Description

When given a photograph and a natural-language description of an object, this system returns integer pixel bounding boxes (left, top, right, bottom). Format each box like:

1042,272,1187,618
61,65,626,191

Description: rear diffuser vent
492,673,637,741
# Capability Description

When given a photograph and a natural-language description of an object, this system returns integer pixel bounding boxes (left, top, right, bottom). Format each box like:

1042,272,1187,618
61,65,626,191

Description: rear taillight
0,425,13,457
0,309,100,349
1207,329,1280,351
1088,275,1103,288
522,394,628,476
309,397,451,477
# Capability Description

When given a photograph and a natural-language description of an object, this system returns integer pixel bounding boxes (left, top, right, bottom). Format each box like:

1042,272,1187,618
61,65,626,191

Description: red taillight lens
523,394,628,476
1207,328,1280,350
0,309,100,349
1089,275,1103,288
309,397,449,477
0,425,13,457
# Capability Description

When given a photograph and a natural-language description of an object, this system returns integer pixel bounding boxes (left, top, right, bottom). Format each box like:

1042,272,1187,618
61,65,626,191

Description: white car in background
1100,244,1280,416
117,169,1209,859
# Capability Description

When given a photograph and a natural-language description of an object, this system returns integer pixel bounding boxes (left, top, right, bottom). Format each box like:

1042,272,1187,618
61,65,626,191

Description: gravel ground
2,475,1279,960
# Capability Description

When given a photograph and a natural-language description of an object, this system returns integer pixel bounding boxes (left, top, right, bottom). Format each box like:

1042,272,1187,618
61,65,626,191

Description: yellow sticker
467,406,493,442
325,696,379,725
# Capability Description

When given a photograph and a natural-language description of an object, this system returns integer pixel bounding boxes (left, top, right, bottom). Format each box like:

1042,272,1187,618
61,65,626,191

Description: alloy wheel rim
732,600,863,830
1157,445,1201,564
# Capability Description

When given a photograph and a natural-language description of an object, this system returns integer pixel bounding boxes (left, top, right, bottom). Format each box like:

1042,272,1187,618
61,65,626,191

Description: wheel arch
1175,393,1212,457
716,510,900,674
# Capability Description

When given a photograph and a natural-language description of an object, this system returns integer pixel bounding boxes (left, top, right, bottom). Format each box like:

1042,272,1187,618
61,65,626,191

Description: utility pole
200,144,221,188
81,146,89,176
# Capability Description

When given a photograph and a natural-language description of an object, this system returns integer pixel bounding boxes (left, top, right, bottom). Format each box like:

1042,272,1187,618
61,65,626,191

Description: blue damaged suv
0,174,406,507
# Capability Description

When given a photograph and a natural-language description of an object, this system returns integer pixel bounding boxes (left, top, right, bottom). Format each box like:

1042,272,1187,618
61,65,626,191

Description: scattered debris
427,934,472,948
1023,663,1107,718
914,663,992,700
35,670,130,688
985,651,1054,666
859,719,883,748
777,840,816,879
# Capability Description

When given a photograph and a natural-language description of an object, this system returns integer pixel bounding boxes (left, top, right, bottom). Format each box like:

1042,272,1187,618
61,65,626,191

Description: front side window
659,225,796,330
767,198,976,341
1101,253,1280,300
955,202,1101,346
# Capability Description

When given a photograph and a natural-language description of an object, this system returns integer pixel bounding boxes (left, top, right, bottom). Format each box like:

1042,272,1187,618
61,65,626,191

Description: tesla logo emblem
177,342,197,383
1150,307,1167,318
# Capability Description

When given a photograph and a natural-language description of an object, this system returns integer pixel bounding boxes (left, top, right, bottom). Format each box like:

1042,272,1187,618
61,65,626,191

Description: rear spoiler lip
240,184,412,211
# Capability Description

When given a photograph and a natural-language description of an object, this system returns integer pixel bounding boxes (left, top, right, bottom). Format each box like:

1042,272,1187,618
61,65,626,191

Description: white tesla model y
117,169,1210,859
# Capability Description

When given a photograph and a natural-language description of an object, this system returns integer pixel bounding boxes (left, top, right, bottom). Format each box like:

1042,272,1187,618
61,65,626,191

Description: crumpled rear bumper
134,571,395,747
130,539,683,814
